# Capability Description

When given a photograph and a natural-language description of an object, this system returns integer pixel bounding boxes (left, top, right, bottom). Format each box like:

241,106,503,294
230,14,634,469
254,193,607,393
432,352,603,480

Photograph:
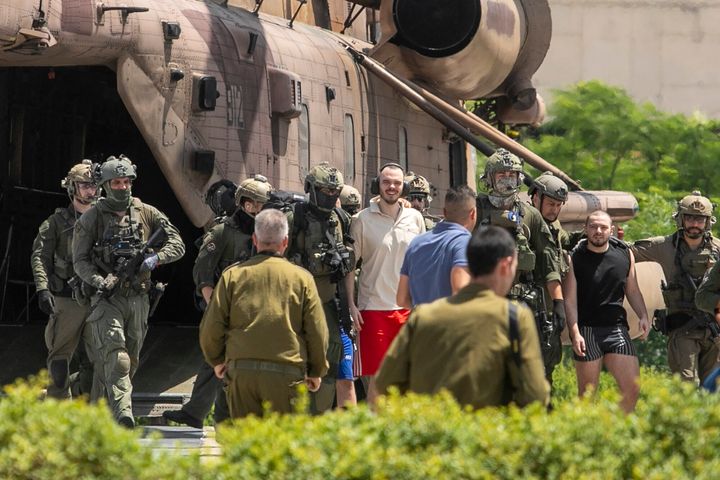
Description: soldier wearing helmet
633,191,720,384
527,171,575,382
635,191,719,382
340,185,362,216
476,150,564,386
72,155,185,428
404,172,441,230
285,162,357,412
163,174,274,429
31,160,98,399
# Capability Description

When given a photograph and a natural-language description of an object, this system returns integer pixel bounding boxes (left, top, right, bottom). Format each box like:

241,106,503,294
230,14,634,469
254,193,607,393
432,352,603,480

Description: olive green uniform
634,233,720,382
476,194,562,381
199,253,329,418
193,212,254,296
286,205,354,413
375,283,550,408
422,214,440,232
72,198,185,420
31,205,94,399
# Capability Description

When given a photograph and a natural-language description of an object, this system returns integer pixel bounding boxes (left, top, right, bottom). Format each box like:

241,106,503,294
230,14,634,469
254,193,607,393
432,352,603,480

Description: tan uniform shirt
199,253,329,378
375,283,550,408
351,201,425,310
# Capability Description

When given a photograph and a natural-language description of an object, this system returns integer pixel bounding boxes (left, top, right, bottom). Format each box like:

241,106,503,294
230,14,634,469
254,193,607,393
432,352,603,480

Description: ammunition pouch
68,276,89,306
516,235,536,273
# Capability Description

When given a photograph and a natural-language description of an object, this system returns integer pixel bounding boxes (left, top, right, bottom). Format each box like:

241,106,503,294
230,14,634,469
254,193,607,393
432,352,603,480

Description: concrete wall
534,0,720,117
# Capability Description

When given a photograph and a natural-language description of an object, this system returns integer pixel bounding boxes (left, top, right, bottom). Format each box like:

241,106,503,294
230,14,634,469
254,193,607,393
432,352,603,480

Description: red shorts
358,309,410,376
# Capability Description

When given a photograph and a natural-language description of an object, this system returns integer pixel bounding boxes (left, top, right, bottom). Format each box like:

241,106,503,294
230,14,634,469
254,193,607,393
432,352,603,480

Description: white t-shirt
351,201,425,310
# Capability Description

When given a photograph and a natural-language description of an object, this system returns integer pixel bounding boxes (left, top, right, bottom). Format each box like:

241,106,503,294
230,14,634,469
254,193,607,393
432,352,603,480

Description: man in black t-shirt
564,210,650,413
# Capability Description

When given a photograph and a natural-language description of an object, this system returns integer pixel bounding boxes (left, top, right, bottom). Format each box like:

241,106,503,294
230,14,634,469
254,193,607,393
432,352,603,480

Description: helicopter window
398,126,408,171
299,104,310,171
344,114,355,180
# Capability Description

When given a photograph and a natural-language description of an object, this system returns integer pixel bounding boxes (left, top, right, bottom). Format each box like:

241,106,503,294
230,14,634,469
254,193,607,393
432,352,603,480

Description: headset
370,162,410,196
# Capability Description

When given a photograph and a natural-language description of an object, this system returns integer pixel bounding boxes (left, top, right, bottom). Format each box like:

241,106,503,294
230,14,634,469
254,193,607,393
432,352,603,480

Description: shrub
5,366,720,479
0,372,206,480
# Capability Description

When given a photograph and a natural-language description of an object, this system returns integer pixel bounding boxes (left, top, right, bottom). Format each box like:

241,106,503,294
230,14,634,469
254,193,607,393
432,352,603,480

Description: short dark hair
467,226,516,276
444,185,476,222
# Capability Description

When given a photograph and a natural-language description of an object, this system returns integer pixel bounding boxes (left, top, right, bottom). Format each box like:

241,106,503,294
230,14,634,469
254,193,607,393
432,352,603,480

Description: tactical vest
476,194,536,274
548,222,570,278
663,233,720,314
212,215,254,277
47,207,77,293
91,199,154,286
288,203,352,279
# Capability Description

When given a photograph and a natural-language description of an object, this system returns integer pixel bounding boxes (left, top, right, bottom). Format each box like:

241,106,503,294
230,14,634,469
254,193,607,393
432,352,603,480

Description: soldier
475,149,565,384
163,175,273,429
199,209,329,418
404,171,441,230
633,191,720,384
72,155,185,428
31,161,97,399
527,172,572,383
340,185,362,216
286,163,356,411
375,226,550,409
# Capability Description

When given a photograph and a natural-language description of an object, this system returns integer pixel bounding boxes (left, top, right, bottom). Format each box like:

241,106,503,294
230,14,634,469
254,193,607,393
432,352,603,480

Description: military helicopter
0,0,657,411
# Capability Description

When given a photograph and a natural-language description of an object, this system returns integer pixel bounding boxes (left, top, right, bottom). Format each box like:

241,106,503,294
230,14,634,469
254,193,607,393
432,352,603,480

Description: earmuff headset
370,162,410,196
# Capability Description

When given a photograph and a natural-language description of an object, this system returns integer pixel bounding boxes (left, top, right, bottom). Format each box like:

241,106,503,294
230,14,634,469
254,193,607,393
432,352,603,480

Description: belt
228,359,304,377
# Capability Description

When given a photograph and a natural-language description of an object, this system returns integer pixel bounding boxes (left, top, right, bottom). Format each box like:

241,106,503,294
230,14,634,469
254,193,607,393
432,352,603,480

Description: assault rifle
99,227,167,298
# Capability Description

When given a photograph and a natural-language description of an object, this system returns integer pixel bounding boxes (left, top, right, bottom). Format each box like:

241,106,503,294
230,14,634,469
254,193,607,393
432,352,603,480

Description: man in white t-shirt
346,163,425,403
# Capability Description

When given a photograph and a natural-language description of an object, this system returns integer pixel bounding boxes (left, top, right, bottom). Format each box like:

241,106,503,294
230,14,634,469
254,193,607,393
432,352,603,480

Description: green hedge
3,366,720,479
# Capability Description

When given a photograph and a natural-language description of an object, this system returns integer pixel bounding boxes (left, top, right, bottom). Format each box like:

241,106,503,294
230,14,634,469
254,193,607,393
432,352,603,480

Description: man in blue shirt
397,185,476,307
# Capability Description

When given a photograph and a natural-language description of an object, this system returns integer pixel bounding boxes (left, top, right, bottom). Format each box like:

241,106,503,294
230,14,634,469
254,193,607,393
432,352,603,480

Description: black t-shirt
571,239,630,328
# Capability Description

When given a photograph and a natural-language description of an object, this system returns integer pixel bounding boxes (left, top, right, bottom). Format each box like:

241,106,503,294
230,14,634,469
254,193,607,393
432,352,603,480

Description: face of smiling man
378,166,405,205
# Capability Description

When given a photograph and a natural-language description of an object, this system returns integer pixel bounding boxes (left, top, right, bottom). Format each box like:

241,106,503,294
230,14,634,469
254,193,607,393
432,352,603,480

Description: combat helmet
405,172,432,200
235,174,274,206
205,179,238,217
674,191,716,231
528,172,568,202
95,155,137,186
340,185,362,214
305,162,344,212
481,148,524,194
61,159,95,197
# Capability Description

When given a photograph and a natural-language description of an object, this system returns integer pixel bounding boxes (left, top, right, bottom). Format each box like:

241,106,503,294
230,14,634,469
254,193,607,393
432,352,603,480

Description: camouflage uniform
72,156,185,426
475,151,563,383
31,161,96,399
527,172,572,382
404,171,441,231
286,163,355,413
635,192,720,383
167,175,272,427
375,283,550,408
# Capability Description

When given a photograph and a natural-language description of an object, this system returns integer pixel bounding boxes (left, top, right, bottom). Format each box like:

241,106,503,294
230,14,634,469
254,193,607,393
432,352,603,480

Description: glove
100,273,119,294
552,299,566,332
140,254,159,273
38,290,56,316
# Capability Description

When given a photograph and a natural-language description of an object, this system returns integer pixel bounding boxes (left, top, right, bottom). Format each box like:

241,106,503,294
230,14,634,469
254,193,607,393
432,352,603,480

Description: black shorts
574,325,637,362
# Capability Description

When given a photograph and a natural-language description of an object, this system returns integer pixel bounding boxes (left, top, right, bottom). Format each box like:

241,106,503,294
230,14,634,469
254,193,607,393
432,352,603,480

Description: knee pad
49,358,69,389
111,350,131,378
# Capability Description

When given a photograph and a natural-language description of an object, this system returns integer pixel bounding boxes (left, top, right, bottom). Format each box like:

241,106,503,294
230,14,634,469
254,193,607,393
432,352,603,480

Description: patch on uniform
206,242,216,253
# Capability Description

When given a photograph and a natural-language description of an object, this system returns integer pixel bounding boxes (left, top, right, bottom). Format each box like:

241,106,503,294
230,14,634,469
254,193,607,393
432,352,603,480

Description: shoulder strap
334,206,350,237
508,301,521,367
